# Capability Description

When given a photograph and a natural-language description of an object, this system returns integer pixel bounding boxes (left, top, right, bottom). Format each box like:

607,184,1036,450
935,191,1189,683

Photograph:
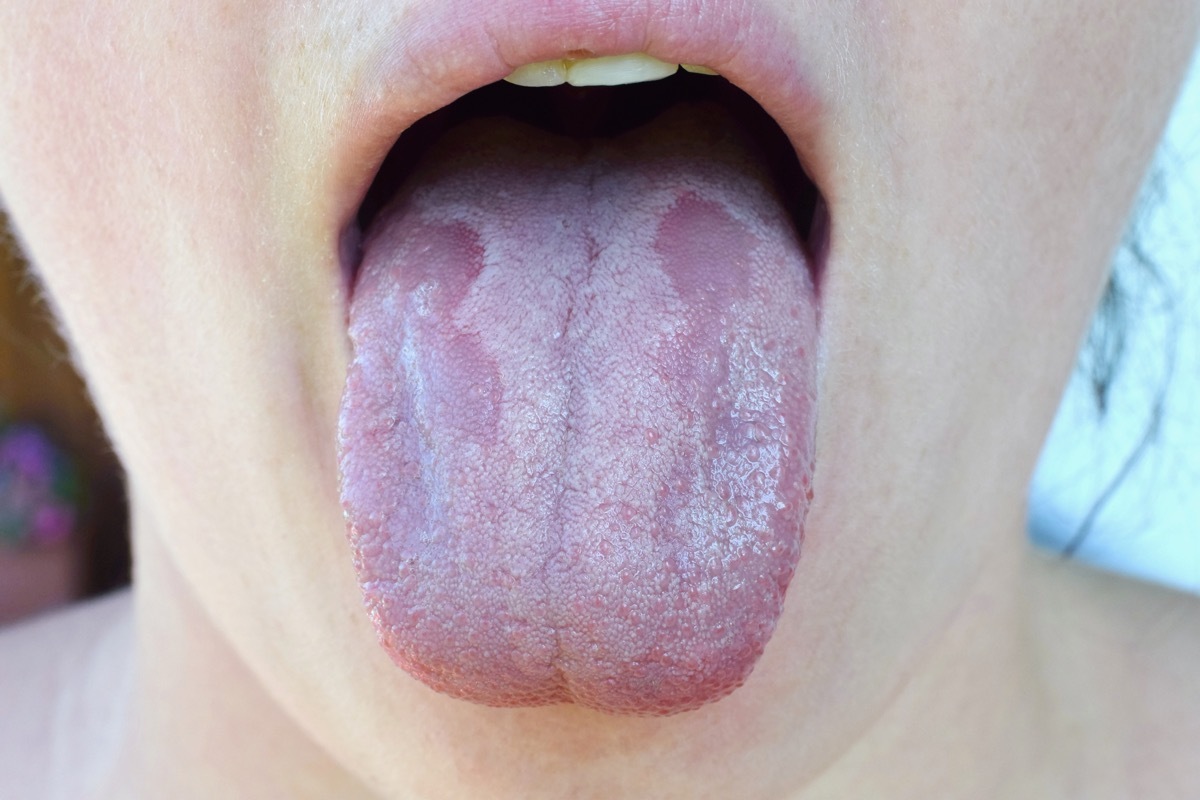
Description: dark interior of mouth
352,72,825,275
338,71,824,715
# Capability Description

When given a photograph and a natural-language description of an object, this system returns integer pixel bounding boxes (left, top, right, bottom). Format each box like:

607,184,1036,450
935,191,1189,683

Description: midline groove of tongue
337,107,818,716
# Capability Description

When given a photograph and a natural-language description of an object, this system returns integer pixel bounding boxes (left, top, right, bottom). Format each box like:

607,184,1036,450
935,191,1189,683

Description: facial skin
1,0,1199,798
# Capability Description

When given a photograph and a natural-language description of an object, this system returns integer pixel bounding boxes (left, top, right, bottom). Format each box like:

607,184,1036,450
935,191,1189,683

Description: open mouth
350,69,828,273
336,49,826,716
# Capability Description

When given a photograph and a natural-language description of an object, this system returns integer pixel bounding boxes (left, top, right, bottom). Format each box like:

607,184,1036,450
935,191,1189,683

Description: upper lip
328,0,834,260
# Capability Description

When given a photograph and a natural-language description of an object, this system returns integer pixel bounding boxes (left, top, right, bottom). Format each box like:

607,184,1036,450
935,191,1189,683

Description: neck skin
90,505,1154,800
100,527,371,800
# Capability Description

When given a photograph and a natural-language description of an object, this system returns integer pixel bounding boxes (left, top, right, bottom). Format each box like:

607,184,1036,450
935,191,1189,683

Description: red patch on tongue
338,105,818,715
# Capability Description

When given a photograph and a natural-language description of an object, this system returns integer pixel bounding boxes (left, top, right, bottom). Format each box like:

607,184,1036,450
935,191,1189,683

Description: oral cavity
338,90,819,716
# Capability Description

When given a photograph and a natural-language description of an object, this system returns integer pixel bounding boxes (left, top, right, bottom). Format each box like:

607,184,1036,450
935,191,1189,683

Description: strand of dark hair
1061,156,1180,557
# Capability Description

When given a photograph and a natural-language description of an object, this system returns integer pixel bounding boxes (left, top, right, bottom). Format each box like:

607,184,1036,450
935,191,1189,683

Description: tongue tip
395,663,759,717
370,600,787,717
352,515,804,717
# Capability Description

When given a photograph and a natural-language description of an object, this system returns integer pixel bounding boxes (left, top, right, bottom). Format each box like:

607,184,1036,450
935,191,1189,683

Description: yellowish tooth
681,64,719,76
504,60,568,87
565,54,679,87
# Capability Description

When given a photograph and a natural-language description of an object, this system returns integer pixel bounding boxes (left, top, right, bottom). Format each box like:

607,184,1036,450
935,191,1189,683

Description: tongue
338,103,818,716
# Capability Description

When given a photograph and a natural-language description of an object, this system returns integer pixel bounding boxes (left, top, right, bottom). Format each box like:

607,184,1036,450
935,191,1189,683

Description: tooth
503,53,688,88
681,64,719,76
504,60,568,87
564,54,679,87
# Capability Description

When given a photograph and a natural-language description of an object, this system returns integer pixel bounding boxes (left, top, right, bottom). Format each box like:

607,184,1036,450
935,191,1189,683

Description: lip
328,0,832,281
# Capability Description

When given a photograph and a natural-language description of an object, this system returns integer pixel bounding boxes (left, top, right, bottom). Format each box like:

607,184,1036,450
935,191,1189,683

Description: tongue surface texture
339,104,818,716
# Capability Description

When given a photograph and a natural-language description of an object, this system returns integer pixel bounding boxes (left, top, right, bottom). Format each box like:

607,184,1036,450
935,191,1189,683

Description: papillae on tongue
338,103,818,716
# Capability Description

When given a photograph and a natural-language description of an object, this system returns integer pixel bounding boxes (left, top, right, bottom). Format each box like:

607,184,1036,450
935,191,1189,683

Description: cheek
9,35,359,722
793,0,1191,602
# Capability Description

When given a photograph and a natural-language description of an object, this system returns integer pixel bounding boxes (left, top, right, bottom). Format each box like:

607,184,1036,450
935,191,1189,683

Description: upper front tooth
504,60,569,87
565,53,679,86
681,64,719,75
504,53,685,88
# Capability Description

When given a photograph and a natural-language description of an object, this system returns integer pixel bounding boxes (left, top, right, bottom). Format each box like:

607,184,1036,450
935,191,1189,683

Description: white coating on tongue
338,106,818,715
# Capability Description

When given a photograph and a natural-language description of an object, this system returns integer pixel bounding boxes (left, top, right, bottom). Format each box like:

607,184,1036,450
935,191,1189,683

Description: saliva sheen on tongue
337,88,819,715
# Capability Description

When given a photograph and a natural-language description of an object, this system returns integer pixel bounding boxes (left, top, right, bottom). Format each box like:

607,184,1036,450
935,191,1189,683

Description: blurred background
0,213,129,626
0,48,1197,626
1030,46,1200,595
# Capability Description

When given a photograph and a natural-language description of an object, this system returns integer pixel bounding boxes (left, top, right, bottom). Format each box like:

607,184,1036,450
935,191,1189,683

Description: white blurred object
1029,46,1200,595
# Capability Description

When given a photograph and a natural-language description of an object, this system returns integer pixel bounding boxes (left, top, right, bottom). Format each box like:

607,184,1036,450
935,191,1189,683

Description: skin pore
1,0,1199,798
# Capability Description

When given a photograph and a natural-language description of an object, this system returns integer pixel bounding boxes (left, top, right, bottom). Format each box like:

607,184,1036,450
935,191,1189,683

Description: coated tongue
338,103,819,716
